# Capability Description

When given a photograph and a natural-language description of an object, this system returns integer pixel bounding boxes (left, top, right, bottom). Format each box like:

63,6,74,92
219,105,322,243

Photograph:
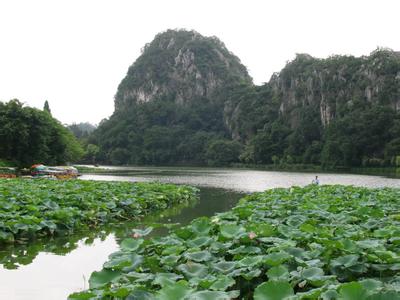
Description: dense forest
0,99,84,167
3,30,399,169
86,30,400,168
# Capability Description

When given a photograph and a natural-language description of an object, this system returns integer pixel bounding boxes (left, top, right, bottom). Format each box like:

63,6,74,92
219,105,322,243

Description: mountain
90,29,400,168
227,49,400,167
91,29,251,165
114,29,252,111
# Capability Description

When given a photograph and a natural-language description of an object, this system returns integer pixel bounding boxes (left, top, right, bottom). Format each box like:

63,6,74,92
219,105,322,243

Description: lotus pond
70,185,400,299
0,179,198,244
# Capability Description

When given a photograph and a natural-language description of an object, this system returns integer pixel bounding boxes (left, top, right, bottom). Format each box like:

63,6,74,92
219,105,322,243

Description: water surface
1,166,399,299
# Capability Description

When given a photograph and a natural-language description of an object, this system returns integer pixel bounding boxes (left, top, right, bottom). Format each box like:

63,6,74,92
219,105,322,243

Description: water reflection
81,167,400,192
0,186,242,300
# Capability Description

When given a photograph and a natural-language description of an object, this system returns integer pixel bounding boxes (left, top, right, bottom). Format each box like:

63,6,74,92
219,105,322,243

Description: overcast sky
1,0,399,125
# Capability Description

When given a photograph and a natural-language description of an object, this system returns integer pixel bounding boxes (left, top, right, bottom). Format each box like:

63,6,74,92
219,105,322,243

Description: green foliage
0,179,198,243
43,100,51,115
0,99,84,167
69,185,400,299
68,122,96,139
205,139,242,166
88,32,400,169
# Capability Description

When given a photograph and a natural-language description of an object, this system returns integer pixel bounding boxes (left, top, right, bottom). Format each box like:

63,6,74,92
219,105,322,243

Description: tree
0,99,84,166
205,139,242,166
43,100,51,115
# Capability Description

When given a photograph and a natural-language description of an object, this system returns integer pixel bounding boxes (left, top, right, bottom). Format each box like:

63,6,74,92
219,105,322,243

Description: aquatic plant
70,185,400,299
0,179,198,244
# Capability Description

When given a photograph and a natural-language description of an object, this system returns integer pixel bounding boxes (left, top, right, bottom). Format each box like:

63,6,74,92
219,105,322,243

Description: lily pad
254,281,294,300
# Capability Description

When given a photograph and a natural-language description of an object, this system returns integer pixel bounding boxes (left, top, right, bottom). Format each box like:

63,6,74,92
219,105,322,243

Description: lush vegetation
0,99,84,167
0,179,198,244
69,185,400,299
90,98,240,165
68,122,97,140
234,49,400,169
87,30,400,169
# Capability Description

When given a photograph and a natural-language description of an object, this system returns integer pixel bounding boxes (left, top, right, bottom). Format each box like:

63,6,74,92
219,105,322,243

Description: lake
1,166,400,299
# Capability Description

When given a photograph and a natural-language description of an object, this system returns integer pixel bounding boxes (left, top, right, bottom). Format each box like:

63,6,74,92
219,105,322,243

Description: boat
30,164,79,179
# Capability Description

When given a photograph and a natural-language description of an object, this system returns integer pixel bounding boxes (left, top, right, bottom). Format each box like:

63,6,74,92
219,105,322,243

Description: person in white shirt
312,175,319,185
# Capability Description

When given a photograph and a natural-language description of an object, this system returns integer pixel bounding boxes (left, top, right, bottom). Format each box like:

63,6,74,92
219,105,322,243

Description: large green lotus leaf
331,255,359,268
237,255,264,268
190,291,231,300
320,289,339,300
88,269,121,289
229,246,261,255
254,281,294,300
155,281,193,300
187,236,213,248
126,289,155,300
374,250,400,263
294,287,324,299
108,287,130,298
286,215,307,227
177,262,208,278
184,250,213,262
161,245,186,256
300,267,334,287
267,265,289,281
300,223,317,234
338,282,367,300
68,291,97,300
209,241,233,252
175,228,193,240
104,253,143,270
242,268,261,280
339,239,359,253
191,217,212,236
103,254,130,269
209,275,235,291
219,224,246,239
251,223,276,237
126,272,154,283
160,255,180,266
264,251,291,266
120,238,144,251
153,273,183,287
234,207,254,219
285,247,311,260
360,279,383,295
356,239,382,249
366,291,400,300
189,274,217,289
301,267,324,280
212,261,237,274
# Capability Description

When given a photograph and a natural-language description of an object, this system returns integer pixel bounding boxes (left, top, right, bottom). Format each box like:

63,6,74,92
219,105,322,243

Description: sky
0,0,399,125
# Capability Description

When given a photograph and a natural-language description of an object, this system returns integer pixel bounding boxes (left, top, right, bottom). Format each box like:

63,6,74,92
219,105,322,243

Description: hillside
227,49,400,167
90,29,400,168
91,29,251,165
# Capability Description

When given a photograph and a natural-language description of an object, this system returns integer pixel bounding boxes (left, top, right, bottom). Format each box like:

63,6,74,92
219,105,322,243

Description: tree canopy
0,99,84,167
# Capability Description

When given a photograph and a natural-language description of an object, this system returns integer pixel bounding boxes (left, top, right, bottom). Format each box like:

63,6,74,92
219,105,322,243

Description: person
312,175,320,185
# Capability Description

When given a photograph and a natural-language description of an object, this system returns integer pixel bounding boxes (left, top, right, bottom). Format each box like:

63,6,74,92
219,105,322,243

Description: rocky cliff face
222,49,400,143
93,30,400,166
114,30,252,111
270,50,400,127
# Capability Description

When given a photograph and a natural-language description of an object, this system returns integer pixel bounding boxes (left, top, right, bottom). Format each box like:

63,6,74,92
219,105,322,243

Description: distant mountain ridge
90,30,400,168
